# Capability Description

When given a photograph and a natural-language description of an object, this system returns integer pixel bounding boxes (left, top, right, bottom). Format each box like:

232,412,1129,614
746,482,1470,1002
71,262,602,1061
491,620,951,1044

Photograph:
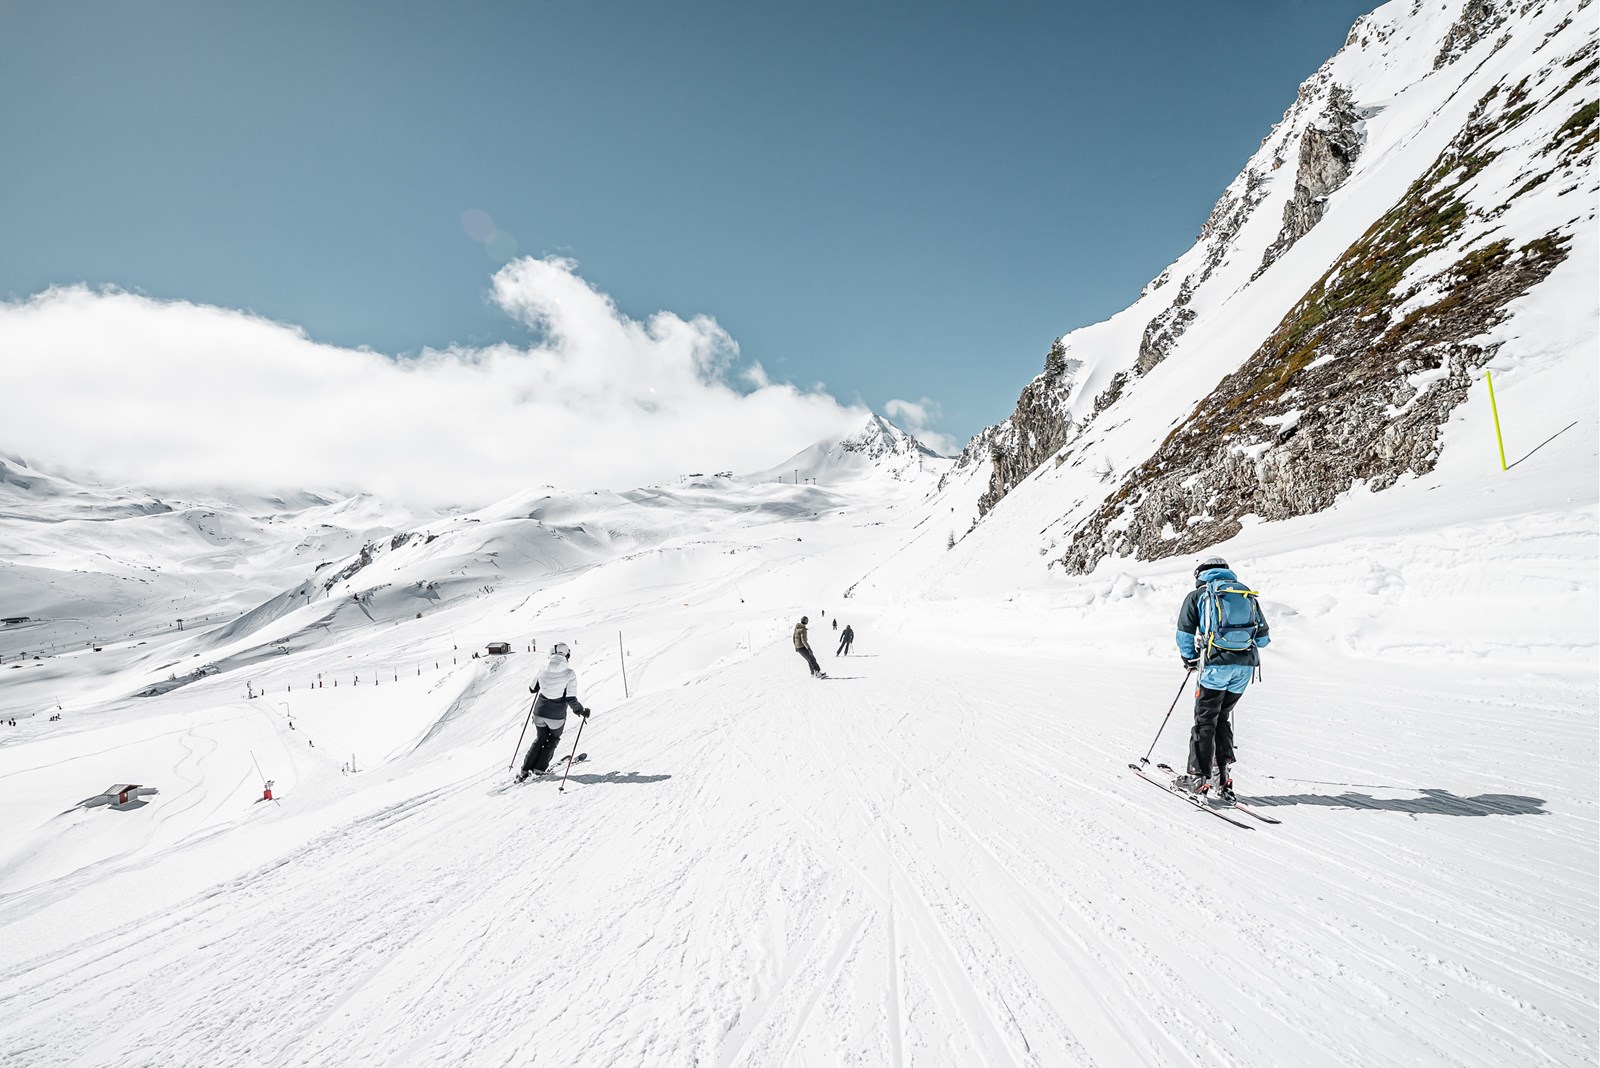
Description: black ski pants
521,719,565,775
796,646,822,676
836,637,852,656
1187,684,1243,778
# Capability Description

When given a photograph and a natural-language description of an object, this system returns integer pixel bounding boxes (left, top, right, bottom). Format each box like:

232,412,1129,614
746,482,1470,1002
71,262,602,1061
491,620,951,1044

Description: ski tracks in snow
0,625,1593,1066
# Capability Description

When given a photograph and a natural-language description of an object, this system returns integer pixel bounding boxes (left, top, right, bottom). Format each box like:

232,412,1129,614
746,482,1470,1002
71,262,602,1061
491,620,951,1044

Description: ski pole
509,698,536,772
1140,669,1194,766
558,713,588,794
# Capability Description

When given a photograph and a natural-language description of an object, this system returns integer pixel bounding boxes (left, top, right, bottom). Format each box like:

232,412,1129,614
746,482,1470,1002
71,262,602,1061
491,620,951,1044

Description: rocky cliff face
1136,282,1197,376
940,424,999,490
974,341,1081,515
964,0,1596,575
1057,25,1591,571
1257,86,1365,276
977,7,1380,518
1435,0,1510,70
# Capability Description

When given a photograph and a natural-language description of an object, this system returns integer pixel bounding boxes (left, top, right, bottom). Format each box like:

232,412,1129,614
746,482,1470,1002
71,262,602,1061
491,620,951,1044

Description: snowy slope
0,494,1592,1065
0,461,434,723
971,0,1597,579
0,5,1596,1067
0,390,1594,1068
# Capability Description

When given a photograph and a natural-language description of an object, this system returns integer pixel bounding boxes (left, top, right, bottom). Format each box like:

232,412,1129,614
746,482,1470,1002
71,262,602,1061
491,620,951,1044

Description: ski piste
1127,763,1252,829
1155,763,1283,824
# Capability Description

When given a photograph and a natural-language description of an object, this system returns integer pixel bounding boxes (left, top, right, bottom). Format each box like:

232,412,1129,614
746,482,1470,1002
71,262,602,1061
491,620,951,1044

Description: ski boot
1173,771,1212,796
1216,763,1236,803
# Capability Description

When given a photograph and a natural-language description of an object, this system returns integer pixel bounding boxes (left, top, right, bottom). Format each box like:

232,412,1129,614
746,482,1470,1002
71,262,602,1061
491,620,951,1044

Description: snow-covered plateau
2,0,1596,1065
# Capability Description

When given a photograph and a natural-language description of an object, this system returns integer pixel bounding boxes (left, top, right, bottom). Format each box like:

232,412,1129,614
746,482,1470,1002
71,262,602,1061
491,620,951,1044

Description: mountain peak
840,413,944,462
753,411,950,485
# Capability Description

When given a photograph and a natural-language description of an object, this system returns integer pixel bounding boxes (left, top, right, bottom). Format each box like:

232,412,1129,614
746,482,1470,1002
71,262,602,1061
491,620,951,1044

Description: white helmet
553,642,571,658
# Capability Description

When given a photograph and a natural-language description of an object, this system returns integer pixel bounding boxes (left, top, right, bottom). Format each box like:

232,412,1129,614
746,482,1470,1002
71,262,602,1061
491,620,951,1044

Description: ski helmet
553,641,571,658
1194,556,1229,578
801,616,809,624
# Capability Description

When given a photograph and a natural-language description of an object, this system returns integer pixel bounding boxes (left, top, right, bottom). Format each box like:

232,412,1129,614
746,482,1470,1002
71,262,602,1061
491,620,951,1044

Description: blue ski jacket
1175,566,1271,670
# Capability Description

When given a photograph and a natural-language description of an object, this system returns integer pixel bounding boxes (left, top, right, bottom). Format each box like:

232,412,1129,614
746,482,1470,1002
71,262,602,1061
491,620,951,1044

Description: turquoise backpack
1198,576,1262,657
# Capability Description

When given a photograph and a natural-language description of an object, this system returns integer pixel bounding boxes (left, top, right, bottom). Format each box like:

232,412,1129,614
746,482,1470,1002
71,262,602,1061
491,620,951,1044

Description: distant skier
1172,557,1270,802
836,624,854,656
832,618,838,631
793,616,825,678
516,642,592,781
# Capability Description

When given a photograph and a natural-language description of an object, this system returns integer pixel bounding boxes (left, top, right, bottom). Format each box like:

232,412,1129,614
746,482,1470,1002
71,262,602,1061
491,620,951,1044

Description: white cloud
884,397,959,455
0,258,873,506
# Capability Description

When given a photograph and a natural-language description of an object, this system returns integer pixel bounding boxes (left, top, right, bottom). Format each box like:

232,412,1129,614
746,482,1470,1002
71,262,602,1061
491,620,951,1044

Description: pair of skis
490,753,588,795
1127,761,1280,829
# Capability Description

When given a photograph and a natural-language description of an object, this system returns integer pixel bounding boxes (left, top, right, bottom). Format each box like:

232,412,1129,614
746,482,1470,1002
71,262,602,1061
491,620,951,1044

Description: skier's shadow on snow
559,771,672,786
1242,789,1547,817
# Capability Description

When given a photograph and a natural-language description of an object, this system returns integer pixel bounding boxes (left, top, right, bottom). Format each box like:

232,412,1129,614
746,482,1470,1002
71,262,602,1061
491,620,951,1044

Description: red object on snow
262,783,274,801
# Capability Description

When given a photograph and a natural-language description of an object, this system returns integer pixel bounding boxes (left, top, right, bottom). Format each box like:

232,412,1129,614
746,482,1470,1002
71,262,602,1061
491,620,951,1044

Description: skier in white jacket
517,643,592,781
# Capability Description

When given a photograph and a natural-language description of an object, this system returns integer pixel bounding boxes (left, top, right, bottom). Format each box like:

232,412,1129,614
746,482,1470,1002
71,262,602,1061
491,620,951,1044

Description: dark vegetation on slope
1055,76,1579,573
974,72,1365,518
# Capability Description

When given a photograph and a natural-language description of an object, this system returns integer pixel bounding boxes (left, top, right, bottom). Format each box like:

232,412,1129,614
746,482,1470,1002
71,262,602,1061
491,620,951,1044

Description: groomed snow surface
0,429,1594,1067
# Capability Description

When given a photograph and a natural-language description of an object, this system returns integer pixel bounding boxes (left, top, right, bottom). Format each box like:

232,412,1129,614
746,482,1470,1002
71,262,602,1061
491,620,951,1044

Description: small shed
486,642,512,655
1,616,28,625
83,784,160,808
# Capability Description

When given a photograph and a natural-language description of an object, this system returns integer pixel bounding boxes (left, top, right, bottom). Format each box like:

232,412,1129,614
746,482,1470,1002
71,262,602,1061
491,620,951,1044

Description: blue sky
2,0,1377,468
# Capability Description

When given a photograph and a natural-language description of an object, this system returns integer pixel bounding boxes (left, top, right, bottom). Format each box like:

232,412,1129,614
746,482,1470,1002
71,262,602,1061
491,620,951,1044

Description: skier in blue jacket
1173,557,1270,801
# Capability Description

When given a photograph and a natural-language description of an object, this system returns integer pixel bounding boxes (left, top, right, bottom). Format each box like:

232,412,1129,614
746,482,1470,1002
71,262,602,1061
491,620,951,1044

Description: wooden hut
82,784,159,808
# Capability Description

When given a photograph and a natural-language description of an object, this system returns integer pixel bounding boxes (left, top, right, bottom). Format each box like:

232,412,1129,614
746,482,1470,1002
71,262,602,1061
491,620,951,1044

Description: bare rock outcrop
1257,86,1364,275
976,340,1081,516
940,424,1000,490
1136,281,1197,375
1435,0,1510,69
323,543,376,591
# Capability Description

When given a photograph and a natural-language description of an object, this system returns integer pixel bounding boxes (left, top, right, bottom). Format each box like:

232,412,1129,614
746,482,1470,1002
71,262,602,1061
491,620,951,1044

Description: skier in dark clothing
836,624,854,656
793,616,825,677
1172,557,1270,801
517,643,592,781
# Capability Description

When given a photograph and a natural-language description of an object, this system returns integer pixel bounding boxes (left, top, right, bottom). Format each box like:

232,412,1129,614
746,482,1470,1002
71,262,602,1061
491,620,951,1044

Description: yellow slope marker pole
1486,370,1508,471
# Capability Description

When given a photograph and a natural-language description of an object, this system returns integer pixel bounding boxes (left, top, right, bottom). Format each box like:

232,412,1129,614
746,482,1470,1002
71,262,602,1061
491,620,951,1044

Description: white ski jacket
529,653,586,724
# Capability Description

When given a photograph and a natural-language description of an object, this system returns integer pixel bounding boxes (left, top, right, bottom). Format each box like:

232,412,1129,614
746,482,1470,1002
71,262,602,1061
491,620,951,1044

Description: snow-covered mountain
0,457,434,665
751,412,949,484
965,0,1596,574
0,454,175,522
0,413,948,715
0,6,1594,1067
